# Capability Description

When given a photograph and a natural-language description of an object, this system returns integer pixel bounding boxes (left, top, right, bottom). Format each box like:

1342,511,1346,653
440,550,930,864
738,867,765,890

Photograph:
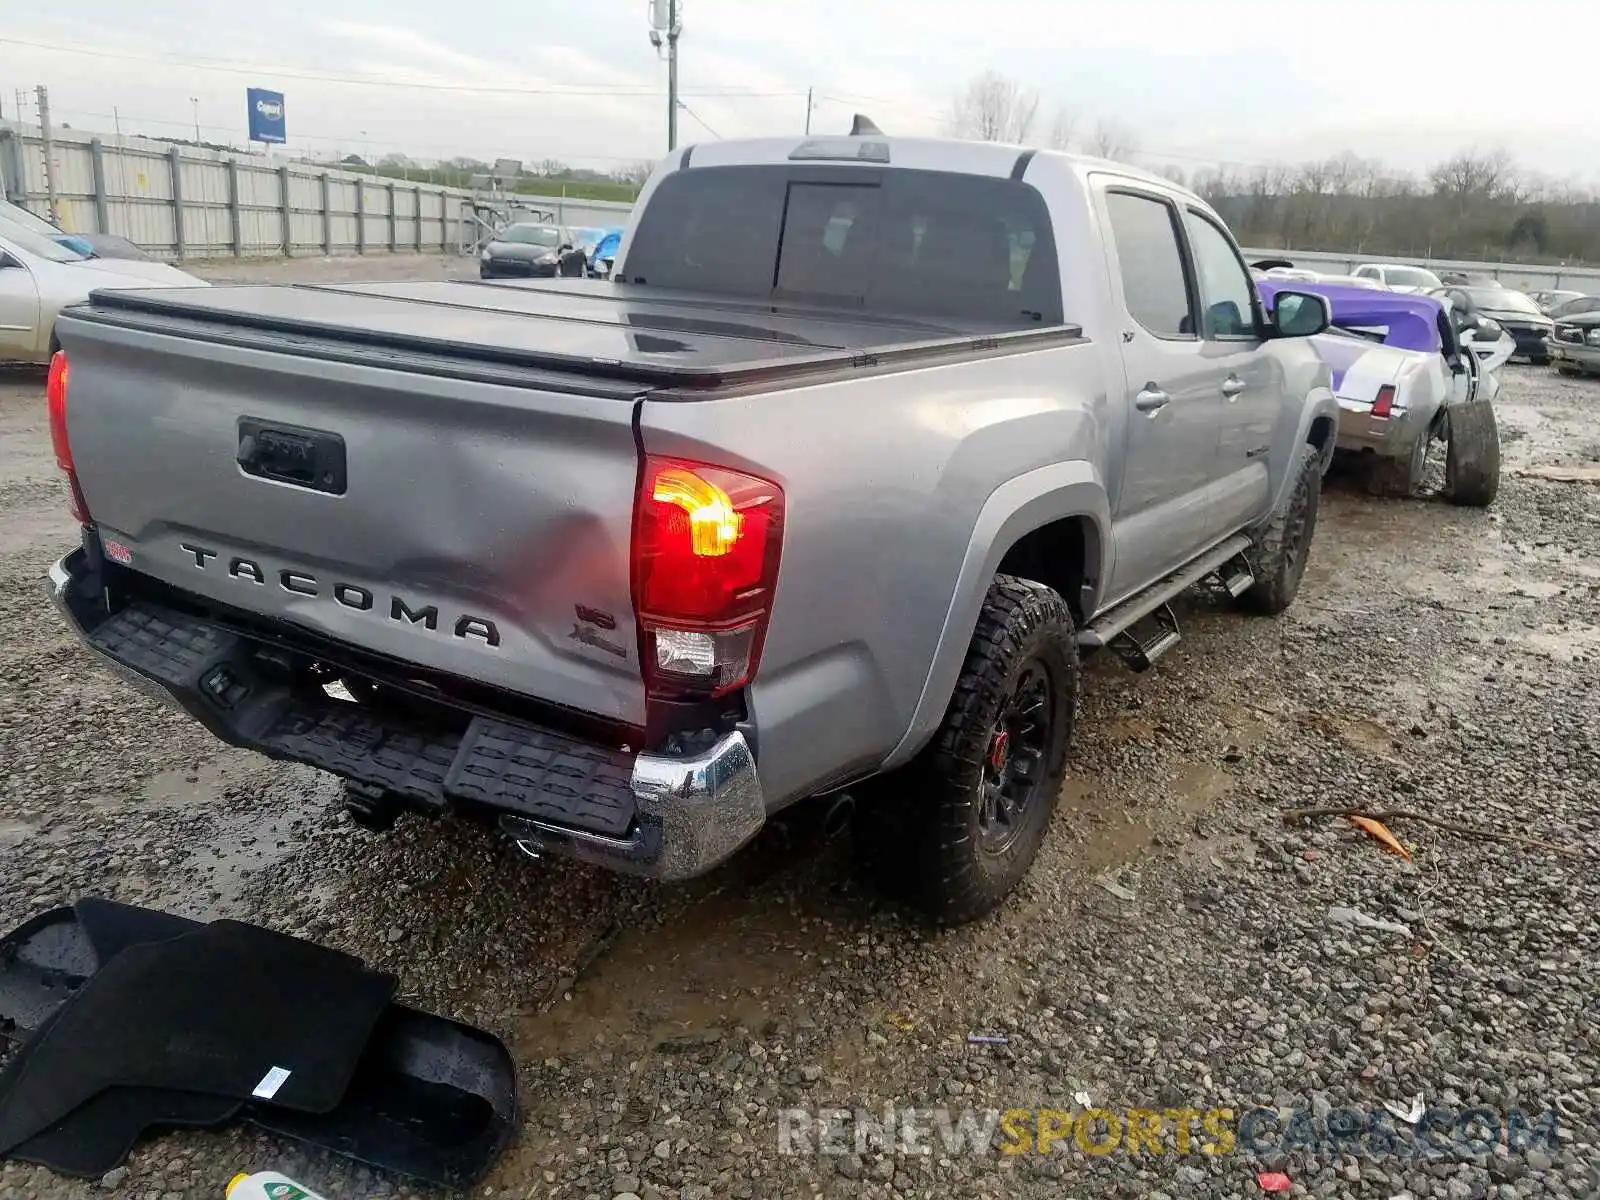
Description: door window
1183,211,1258,339
1105,192,1194,339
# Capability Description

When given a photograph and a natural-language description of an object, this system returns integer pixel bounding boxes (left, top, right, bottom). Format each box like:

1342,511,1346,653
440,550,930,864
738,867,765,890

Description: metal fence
0,121,478,260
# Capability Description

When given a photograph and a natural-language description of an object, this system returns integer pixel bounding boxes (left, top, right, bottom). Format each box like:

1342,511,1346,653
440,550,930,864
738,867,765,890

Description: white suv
1351,263,1445,293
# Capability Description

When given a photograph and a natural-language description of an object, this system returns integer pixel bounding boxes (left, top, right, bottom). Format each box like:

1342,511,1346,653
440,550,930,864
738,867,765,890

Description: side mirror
560,243,573,253
1270,290,1331,338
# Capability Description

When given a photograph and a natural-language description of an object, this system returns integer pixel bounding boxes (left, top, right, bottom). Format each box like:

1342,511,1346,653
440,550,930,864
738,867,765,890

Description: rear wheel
1365,429,1430,498
855,576,1078,925
1444,401,1500,508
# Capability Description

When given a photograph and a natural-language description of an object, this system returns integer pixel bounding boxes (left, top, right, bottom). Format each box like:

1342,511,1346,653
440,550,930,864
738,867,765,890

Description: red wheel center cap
988,731,1011,770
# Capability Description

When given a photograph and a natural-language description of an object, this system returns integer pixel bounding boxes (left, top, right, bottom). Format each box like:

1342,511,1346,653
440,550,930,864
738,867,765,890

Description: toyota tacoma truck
45,133,1339,924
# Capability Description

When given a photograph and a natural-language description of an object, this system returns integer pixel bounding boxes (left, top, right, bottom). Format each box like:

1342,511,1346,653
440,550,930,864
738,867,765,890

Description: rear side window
623,165,1063,326
1104,192,1194,339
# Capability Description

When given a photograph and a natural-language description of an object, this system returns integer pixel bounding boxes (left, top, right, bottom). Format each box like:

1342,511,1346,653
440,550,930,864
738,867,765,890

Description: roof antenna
849,114,883,137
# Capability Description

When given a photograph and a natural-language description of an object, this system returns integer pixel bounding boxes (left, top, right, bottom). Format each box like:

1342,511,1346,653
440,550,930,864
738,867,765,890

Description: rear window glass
622,165,1062,326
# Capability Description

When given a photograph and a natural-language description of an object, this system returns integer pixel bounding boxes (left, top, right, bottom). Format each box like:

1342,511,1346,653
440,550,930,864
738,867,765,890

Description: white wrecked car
1258,280,1511,506
0,225,206,365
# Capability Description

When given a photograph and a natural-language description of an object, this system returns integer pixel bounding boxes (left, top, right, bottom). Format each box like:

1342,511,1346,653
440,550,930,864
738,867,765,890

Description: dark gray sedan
479,224,587,279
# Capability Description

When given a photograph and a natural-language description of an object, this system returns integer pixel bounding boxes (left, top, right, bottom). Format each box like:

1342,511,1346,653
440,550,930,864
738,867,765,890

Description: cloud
2,0,1596,184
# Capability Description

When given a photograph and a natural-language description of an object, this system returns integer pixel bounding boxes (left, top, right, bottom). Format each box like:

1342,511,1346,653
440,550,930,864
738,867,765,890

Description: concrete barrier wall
1239,248,1600,294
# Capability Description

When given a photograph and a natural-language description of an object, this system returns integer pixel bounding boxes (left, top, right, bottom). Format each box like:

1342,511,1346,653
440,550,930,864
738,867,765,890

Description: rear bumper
1334,397,1428,459
48,550,765,882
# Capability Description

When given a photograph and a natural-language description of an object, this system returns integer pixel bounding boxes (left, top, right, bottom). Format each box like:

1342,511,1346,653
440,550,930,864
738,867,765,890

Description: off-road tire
1239,442,1321,616
1556,365,1580,378
1444,401,1500,508
1365,429,1431,498
854,576,1079,925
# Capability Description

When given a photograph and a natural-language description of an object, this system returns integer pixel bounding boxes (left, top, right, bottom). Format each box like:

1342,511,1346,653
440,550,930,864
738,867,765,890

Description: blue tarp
589,228,623,273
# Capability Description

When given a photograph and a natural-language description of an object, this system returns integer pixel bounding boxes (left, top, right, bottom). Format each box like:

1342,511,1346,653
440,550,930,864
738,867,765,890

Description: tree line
948,70,1600,265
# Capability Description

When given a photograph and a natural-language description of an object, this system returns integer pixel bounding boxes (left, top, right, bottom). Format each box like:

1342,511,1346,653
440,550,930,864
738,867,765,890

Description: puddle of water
1058,760,1236,871
1336,716,1402,760
1521,624,1600,664
516,886,821,1061
127,759,327,921
141,806,308,921
87,752,255,813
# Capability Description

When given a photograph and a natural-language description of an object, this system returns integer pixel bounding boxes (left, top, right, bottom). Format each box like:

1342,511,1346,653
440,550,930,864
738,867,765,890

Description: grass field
346,163,641,203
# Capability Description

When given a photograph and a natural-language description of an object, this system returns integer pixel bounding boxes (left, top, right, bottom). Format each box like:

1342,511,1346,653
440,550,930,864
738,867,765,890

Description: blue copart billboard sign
247,89,286,143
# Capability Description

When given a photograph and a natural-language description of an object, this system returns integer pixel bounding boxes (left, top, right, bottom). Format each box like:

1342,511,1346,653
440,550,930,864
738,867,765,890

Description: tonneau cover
81,277,1076,391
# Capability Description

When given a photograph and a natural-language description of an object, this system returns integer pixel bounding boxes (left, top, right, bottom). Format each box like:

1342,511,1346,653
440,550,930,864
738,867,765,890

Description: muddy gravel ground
2,255,1598,1200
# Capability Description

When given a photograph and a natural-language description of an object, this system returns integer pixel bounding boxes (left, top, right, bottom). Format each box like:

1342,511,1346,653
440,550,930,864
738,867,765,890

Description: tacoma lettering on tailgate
178,541,501,646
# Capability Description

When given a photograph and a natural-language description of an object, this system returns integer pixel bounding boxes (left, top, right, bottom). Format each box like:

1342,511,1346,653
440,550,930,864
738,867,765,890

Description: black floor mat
0,908,94,1050
0,920,397,1152
7,1088,242,1179
0,900,516,1186
0,900,200,1055
253,1005,516,1188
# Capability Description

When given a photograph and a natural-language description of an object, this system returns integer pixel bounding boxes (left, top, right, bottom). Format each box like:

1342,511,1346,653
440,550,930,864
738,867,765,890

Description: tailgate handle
237,418,348,496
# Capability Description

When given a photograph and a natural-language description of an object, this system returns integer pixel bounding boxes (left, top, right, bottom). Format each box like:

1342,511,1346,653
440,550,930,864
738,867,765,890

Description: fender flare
1268,385,1340,516
880,459,1110,771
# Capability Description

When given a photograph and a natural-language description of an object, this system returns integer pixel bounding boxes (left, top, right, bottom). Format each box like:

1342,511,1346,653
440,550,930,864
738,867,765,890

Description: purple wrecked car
1255,279,1508,505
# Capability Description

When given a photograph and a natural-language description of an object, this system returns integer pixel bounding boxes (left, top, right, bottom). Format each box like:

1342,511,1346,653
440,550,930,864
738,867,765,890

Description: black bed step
83,601,637,837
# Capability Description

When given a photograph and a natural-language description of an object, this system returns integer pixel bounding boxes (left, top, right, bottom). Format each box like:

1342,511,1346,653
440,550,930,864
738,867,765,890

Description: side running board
1078,534,1255,670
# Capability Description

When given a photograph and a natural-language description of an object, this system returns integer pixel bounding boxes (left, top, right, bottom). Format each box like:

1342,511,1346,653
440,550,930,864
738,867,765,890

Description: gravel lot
2,255,1597,1200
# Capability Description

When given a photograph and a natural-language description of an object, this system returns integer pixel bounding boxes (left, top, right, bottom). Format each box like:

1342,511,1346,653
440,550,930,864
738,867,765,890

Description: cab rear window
622,165,1063,326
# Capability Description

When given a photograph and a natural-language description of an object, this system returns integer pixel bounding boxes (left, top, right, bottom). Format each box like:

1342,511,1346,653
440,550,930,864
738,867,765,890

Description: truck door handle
1221,374,1247,399
1134,386,1170,414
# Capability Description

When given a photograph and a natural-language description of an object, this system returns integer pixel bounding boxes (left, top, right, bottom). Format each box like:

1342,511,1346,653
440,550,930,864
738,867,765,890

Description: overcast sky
3,1,1596,184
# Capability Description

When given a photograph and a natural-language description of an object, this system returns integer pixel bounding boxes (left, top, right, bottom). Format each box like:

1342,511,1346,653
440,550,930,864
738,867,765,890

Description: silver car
0,225,205,364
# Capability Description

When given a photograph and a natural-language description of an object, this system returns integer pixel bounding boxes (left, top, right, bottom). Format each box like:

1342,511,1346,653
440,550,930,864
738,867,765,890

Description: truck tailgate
56,308,650,727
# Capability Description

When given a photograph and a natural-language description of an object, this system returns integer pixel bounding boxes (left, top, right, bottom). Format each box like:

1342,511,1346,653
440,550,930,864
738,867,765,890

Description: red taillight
46,350,90,523
1371,384,1396,420
632,455,784,698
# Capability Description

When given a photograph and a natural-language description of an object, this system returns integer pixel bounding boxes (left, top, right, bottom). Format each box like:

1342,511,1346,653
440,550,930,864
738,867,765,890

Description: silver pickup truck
46,134,1339,923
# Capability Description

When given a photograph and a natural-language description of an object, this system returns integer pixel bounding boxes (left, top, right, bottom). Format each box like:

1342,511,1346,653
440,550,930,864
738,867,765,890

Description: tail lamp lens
1372,384,1396,420
46,351,90,523
632,456,784,697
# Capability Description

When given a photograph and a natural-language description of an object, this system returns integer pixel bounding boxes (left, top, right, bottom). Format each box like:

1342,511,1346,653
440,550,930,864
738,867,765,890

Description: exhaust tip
822,792,855,840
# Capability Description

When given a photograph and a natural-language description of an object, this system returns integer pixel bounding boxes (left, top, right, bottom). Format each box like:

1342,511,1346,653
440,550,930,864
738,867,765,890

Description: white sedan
0,225,206,364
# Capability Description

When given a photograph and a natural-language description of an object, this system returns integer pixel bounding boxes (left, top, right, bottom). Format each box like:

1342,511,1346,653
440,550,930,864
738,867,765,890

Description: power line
47,106,665,165
0,35,805,99
677,100,721,140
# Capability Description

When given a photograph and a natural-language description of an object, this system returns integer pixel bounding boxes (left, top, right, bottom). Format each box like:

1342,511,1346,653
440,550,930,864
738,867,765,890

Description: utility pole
666,0,680,152
36,85,59,224
189,96,201,146
805,87,814,134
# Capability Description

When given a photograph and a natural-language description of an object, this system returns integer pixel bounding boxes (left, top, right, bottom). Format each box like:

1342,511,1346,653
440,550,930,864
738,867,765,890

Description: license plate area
237,417,347,495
